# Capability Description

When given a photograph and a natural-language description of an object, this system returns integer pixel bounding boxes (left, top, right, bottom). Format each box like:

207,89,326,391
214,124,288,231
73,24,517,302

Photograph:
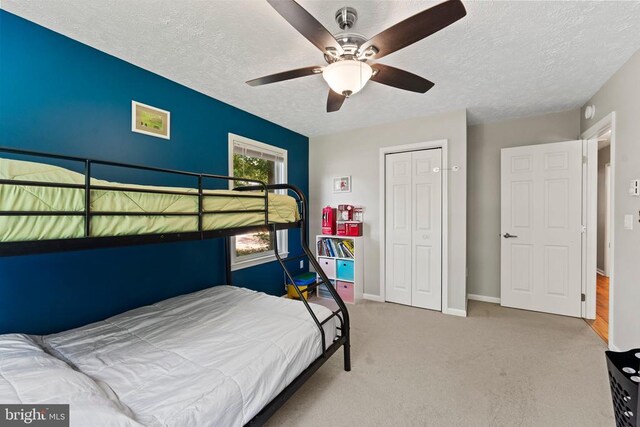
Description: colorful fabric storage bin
336,259,354,281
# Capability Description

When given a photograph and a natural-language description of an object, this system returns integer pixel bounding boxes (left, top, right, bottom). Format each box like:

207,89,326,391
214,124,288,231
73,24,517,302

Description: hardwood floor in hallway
585,274,609,343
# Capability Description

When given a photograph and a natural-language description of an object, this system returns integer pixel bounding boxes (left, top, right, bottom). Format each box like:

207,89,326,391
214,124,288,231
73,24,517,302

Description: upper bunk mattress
43,285,339,427
0,157,299,242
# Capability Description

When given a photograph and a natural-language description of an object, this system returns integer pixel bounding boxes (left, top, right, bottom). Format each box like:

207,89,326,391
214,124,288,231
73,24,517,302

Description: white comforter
43,286,338,426
0,334,142,427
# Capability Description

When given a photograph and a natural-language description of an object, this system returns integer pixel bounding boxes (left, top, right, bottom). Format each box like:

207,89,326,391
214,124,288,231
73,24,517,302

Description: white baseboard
363,293,385,303
443,307,467,317
467,293,501,304
608,342,622,352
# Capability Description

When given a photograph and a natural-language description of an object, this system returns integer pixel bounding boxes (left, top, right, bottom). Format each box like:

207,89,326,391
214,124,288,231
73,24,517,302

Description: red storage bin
337,221,362,236
345,222,362,236
322,206,336,235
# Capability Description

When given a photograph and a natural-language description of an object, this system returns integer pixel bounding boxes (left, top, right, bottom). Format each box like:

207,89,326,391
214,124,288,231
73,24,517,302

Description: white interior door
500,140,583,317
411,150,442,310
386,149,442,310
385,152,412,306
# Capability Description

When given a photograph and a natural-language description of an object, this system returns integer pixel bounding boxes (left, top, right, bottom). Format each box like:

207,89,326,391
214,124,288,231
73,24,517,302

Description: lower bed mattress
0,157,299,242
41,285,339,426
0,334,144,427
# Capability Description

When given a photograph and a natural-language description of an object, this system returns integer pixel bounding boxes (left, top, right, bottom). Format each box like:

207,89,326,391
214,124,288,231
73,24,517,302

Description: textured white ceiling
3,0,640,137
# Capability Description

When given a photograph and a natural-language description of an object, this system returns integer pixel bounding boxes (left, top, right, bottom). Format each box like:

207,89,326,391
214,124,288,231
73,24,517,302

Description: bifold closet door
411,149,442,310
385,149,442,310
385,151,413,306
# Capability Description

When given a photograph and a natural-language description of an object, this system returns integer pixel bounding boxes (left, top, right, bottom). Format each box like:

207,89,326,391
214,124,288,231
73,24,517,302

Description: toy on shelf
337,221,362,236
324,205,363,236
336,205,363,236
353,207,364,222
322,206,336,235
338,205,354,221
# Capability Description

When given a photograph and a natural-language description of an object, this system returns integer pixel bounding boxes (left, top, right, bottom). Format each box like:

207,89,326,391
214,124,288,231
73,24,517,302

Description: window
228,133,288,270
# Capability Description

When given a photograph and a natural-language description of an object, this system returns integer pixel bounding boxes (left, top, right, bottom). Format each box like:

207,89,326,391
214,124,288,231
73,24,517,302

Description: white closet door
385,149,442,310
500,140,583,317
385,152,412,306
412,149,442,310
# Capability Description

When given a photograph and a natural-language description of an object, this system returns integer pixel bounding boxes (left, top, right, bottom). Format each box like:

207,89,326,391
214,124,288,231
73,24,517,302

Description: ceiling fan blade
246,66,322,86
370,64,434,93
327,89,346,112
267,0,344,56
359,0,466,60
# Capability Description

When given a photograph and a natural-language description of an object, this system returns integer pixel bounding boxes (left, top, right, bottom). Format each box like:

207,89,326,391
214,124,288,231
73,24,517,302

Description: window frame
228,133,288,271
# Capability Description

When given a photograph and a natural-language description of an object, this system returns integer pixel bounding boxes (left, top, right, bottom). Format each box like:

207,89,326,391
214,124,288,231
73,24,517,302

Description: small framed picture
333,176,351,193
131,101,170,139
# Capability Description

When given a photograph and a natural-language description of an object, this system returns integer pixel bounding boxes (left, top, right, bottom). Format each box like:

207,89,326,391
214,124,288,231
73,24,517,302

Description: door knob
503,233,518,238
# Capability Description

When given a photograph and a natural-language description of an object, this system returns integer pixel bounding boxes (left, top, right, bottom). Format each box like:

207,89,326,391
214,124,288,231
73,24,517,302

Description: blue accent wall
0,11,309,335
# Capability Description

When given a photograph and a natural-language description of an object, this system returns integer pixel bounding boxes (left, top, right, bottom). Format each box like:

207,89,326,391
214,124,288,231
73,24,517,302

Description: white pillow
0,334,142,427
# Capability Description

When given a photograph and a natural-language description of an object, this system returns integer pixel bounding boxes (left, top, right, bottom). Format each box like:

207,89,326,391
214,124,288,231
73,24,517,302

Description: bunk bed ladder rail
247,183,350,372
272,228,327,352
303,238,351,370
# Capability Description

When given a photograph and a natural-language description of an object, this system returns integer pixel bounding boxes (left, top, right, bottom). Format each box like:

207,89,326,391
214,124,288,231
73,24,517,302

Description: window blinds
232,140,285,163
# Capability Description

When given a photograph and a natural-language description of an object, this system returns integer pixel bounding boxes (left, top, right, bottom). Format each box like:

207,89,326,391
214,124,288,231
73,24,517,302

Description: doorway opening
586,129,611,343
581,112,616,349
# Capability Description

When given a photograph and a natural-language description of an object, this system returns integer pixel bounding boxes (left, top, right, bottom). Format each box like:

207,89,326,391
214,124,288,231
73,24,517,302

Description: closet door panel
385,152,412,306
411,149,442,310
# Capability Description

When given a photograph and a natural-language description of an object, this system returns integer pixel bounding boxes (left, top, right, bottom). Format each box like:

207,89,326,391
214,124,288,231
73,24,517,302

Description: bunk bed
0,146,351,426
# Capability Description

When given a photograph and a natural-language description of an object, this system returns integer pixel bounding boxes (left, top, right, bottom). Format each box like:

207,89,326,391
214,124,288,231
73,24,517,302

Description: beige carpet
267,300,614,427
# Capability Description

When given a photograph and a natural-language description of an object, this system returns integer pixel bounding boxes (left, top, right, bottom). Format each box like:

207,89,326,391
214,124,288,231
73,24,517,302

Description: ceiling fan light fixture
322,60,372,97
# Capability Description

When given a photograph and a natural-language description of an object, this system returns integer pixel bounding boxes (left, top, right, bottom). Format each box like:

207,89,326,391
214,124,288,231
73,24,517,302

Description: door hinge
581,293,586,302
581,225,587,233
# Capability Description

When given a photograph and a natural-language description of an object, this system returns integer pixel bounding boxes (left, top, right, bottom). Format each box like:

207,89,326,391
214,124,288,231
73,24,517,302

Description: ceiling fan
247,0,467,112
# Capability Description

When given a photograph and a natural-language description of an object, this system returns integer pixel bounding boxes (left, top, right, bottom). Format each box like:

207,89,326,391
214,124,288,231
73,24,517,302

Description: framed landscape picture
131,101,170,139
333,176,351,193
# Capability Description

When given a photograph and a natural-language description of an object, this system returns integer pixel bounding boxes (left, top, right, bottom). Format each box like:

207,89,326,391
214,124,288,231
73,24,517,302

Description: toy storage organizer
315,236,363,304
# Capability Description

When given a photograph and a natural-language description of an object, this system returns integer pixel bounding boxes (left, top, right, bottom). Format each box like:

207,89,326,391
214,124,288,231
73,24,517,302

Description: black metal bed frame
0,146,351,426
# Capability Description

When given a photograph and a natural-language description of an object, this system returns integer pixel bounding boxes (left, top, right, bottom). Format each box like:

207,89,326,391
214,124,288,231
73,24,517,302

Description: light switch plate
624,214,634,230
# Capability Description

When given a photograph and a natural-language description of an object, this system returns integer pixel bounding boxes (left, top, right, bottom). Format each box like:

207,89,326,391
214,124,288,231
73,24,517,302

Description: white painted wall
309,110,467,313
581,49,640,351
467,110,581,299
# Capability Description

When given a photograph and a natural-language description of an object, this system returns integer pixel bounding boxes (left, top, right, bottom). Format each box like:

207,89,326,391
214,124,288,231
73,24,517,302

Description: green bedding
0,157,299,242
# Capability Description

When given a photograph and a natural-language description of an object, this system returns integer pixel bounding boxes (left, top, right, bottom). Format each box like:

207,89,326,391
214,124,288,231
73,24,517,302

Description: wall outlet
630,179,640,196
